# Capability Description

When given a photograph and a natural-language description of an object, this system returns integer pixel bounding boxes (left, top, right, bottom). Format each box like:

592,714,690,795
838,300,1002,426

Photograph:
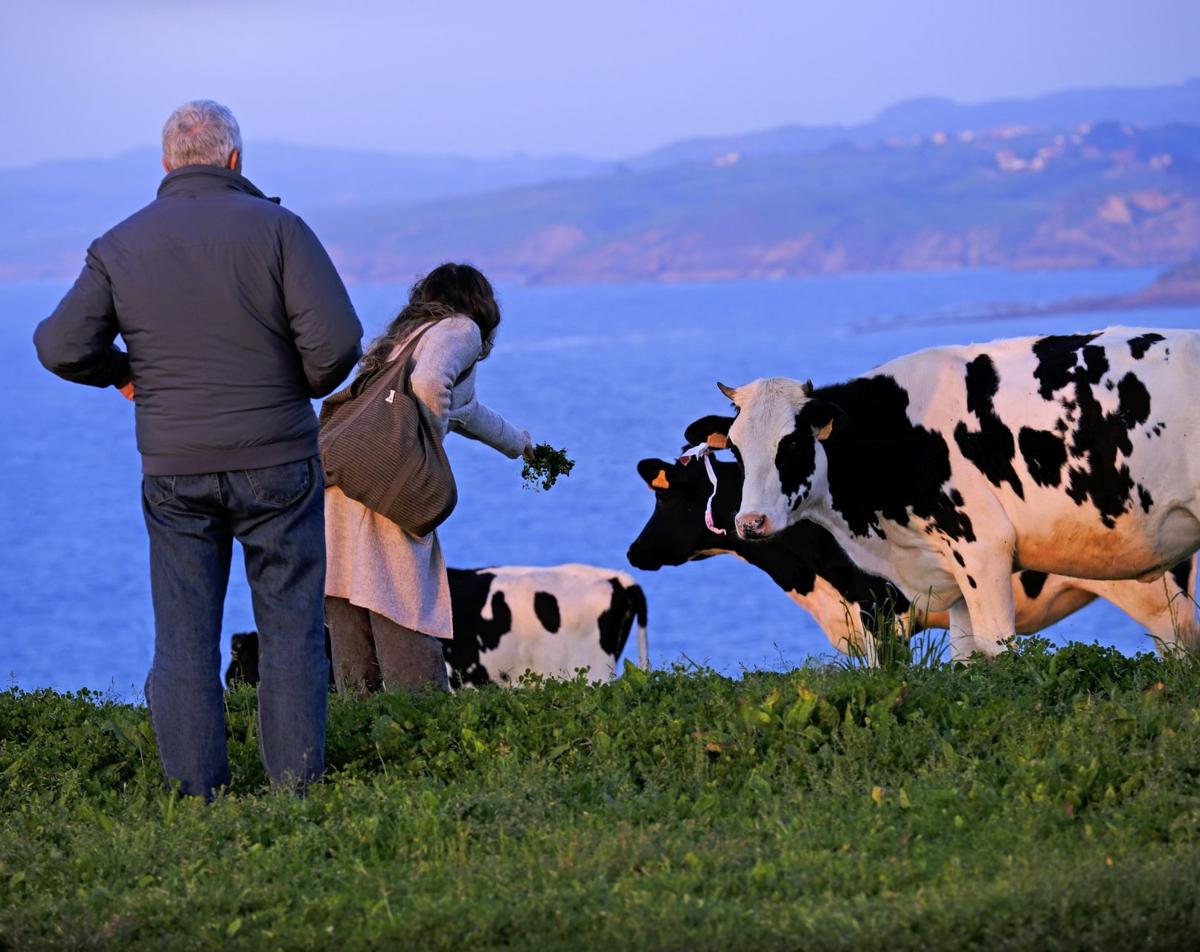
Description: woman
323,263,533,694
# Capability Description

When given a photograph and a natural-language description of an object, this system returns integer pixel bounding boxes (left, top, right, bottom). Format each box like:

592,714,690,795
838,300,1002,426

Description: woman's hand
521,431,536,463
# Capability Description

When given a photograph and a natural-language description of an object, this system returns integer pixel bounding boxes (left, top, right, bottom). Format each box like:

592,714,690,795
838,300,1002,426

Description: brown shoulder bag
318,323,458,536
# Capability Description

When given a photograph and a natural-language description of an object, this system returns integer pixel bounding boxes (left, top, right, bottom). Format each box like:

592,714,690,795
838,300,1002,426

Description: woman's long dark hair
359,263,501,375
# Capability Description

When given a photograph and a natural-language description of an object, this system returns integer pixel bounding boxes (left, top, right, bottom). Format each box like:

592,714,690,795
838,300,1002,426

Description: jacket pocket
142,475,177,507
244,458,313,508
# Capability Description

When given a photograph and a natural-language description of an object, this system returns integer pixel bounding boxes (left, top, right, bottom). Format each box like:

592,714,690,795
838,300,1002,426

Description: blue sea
4,268,1198,697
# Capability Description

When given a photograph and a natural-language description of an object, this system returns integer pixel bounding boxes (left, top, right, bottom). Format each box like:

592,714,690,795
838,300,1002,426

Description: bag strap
347,321,440,398
327,317,478,410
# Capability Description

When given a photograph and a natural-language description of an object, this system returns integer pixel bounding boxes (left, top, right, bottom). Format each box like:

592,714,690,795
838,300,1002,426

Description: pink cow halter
679,443,726,537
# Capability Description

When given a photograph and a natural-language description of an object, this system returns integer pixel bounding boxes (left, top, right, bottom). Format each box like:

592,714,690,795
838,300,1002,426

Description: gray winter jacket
33,164,363,475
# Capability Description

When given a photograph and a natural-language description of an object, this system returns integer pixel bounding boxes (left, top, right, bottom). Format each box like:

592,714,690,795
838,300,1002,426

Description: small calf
225,564,649,689
444,564,648,686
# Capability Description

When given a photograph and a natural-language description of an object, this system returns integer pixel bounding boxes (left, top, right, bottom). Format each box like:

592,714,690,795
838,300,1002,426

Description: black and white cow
629,451,1199,660
225,629,337,689
443,565,648,686
702,328,1200,657
226,565,648,689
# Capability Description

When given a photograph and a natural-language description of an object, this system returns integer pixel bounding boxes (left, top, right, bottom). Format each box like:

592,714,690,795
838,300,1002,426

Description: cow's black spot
811,375,974,542
953,550,966,567
1019,571,1049,600
444,570,514,686
1170,559,1192,597
533,592,561,633
1033,333,1102,399
1137,484,1154,513
953,354,1024,498
1018,427,1068,488
597,580,642,659
777,400,849,512
1064,372,1152,527
777,413,818,506
966,575,978,589
1128,333,1165,359
1033,335,1153,529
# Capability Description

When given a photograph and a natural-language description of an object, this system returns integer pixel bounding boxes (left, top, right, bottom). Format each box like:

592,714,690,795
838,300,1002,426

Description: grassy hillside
3,640,1199,949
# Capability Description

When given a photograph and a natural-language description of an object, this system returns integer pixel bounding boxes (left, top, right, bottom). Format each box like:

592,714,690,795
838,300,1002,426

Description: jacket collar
156,165,281,204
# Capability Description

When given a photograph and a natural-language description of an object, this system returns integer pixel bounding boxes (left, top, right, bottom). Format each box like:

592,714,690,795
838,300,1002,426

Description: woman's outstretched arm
409,317,530,459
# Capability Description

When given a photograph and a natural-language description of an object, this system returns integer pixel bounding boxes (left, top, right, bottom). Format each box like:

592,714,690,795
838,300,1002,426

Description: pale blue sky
2,0,1197,167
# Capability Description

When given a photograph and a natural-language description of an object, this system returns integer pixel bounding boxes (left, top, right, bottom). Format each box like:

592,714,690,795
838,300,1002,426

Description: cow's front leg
942,529,1017,657
952,549,1017,656
946,600,976,662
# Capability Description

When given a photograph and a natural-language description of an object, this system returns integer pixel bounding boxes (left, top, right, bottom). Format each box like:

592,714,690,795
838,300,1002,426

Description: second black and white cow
628,451,1199,659
226,565,648,689
443,565,648,685
696,328,1200,657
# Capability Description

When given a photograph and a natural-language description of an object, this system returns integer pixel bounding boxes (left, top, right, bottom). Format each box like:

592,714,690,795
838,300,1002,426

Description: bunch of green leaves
521,443,575,491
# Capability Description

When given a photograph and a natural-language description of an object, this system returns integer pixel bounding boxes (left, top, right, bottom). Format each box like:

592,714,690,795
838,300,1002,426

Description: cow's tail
1180,552,1200,654
629,583,649,670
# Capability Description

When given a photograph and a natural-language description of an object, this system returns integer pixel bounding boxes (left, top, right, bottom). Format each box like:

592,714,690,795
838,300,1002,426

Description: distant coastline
851,261,1200,333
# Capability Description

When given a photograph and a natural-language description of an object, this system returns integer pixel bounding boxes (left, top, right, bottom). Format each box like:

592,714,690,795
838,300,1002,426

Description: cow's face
722,378,843,540
627,456,730,569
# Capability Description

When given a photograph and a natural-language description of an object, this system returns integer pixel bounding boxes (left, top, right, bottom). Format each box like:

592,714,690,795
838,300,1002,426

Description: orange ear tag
650,470,670,490
707,433,728,449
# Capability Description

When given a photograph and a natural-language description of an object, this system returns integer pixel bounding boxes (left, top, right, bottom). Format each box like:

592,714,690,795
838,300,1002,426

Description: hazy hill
634,77,1200,168
0,145,608,280
3,77,1199,284
309,121,1200,284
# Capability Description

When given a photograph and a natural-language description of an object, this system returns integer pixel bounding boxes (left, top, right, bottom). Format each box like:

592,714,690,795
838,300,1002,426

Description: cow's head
627,454,739,569
720,378,845,540
226,631,261,688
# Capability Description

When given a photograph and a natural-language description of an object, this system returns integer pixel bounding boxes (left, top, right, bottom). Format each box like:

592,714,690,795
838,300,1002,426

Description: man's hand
521,431,536,463
118,380,135,402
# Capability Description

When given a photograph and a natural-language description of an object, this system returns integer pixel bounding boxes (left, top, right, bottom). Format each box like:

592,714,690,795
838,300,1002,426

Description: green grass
3,640,1200,950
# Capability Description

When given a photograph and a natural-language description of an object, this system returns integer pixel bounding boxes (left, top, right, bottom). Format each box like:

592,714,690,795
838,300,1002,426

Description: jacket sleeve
33,244,130,388
409,319,527,459
281,215,364,398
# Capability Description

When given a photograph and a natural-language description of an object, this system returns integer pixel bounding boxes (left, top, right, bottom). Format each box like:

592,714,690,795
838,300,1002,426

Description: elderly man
34,100,363,799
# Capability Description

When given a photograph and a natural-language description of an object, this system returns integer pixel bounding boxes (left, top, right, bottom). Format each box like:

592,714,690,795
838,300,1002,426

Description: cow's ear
801,399,847,442
637,458,673,490
683,414,734,450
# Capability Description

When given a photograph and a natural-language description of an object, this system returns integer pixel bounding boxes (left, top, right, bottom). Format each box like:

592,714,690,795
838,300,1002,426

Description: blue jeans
141,456,327,798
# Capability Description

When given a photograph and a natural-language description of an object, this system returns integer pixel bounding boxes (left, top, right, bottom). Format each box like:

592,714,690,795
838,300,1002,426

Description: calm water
4,269,1198,696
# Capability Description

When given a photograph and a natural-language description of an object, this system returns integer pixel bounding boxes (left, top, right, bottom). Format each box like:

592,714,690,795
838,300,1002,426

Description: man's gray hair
162,100,242,171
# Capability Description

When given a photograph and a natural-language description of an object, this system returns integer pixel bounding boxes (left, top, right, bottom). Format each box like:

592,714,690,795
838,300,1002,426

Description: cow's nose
736,512,770,539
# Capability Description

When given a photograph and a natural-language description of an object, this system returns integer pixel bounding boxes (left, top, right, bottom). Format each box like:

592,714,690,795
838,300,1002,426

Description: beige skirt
323,486,452,639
